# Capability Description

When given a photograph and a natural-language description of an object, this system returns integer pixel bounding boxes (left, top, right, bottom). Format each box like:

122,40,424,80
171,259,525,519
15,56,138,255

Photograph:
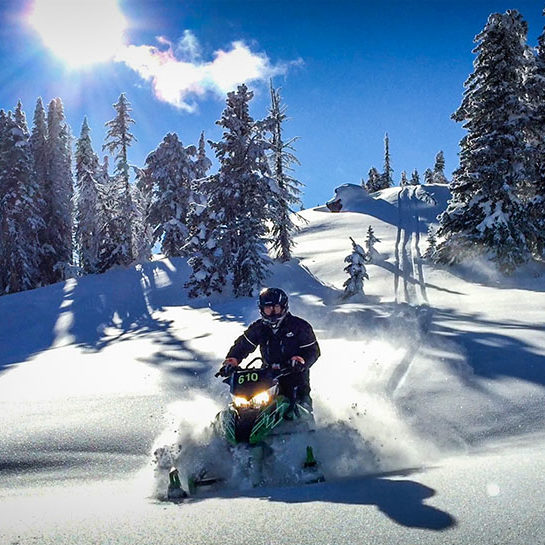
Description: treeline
434,9,545,273
0,83,301,296
361,133,449,192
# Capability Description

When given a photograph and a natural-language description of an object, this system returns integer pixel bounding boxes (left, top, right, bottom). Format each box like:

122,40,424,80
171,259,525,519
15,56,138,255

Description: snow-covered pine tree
424,225,438,260
364,225,381,262
424,168,434,185
436,10,532,273
268,81,302,262
410,169,421,185
0,109,43,293
145,132,196,257
103,93,137,267
399,170,409,187
29,98,48,275
524,10,545,258
133,165,155,262
95,156,119,273
186,84,273,297
432,151,448,184
378,133,393,190
43,98,74,283
194,131,212,182
342,237,368,299
366,167,382,192
75,117,101,274
184,131,212,256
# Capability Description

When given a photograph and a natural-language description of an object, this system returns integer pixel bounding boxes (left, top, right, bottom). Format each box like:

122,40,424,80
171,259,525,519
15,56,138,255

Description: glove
223,357,239,367
289,356,306,371
216,357,238,377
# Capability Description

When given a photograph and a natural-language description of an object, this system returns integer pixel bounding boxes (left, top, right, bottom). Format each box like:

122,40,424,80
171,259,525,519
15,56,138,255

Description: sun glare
28,0,128,68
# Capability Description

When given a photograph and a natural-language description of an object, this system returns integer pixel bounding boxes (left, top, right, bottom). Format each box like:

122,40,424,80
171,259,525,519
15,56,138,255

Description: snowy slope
1,183,545,543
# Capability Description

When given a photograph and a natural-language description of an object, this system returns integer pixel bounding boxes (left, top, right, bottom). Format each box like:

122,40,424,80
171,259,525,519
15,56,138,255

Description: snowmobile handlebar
215,356,302,379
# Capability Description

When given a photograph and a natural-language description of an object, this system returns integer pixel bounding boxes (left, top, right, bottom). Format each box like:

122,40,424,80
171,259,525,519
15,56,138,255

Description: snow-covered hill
1,183,545,543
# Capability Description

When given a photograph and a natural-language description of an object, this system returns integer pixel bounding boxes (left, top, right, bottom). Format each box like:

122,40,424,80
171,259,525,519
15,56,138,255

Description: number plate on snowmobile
230,368,275,397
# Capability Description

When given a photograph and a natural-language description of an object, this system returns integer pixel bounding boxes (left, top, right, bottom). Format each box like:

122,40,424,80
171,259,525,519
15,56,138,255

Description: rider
221,287,320,410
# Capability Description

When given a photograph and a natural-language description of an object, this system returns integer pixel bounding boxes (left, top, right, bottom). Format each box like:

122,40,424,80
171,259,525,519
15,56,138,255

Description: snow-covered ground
1,183,545,544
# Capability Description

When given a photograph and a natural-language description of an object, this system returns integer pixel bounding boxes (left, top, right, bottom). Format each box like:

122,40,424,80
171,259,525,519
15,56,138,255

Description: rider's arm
296,321,320,367
225,321,262,363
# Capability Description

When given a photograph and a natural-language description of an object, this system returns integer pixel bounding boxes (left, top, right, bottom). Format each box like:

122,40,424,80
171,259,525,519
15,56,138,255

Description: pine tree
95,156,120,273
268,82,302,262
342,237,368,299
145,132,196,257
29,98,48,278
424,168,434,185
524,9,545,258
379,133,393,189
424,225,438,260
399,170,409,187
366,167,382,192
410,169,421,185
365,225,381,262
43,98,74,283
186,84,273,297
75,117,101,274
194,131,212,181
133,165,155,262
436,10,532,273
103,93,137,266
0,109,42,293
433,151,448,184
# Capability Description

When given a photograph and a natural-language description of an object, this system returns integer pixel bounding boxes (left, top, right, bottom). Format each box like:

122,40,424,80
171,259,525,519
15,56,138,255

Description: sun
28,0,128,68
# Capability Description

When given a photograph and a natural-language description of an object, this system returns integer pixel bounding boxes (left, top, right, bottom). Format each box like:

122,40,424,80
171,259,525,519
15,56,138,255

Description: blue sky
0,0,544,207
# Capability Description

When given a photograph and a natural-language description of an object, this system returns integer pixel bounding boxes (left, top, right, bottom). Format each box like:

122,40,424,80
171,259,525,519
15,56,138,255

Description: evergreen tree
0,110,42,293
133,165,155,262
436,10,532,273
424,225,438,260
524,9,545,257
268,82,302,262
145,132,196,257
95,156,120,273
366,167,382,192
399,170,409,187
364,225,381,262
342,237,368,299
424,168,434,185
410,169,421,185
29,98,48,276
103,93,137,266
75,117,101,274
186,84,273,297
433,151,448,184
194,131,212,181
43,98,74,283
379,133,393,189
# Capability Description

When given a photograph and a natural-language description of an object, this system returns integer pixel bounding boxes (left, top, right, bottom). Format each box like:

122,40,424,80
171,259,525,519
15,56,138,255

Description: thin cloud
115,32,300,112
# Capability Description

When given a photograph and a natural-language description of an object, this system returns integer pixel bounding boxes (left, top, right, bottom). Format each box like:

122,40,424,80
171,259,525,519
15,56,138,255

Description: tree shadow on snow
430,306,545,389
214,472,456,531
0,281,66,373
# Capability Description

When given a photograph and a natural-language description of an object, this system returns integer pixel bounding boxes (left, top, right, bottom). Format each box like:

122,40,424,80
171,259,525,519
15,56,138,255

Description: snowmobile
166,357,324,499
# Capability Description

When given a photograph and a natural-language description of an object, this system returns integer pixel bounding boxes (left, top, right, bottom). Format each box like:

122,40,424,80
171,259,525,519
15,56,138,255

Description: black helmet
258,287,289,327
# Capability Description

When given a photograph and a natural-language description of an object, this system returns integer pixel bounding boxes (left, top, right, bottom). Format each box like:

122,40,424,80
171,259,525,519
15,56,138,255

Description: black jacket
226,312,320,369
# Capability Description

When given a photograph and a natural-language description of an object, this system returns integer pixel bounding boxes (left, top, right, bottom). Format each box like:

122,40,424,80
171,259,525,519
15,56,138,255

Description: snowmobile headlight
233,396,250,407
251,390,271,406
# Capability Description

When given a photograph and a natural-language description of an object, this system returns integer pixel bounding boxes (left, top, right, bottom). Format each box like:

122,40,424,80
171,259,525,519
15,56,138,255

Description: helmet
258,287,289,327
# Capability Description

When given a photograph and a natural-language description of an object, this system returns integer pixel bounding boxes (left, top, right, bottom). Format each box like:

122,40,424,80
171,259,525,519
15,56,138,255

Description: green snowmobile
167,358,324,498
